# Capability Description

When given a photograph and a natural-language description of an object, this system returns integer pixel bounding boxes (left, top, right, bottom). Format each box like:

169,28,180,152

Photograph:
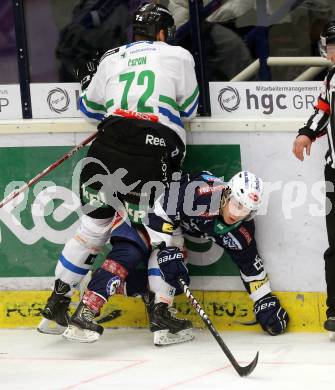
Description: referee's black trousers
324,164,335,317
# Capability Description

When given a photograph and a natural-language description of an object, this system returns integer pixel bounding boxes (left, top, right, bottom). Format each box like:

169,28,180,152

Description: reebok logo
145,134,166,146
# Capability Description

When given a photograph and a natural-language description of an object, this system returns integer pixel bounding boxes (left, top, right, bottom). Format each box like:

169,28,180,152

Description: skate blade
37,318,66,335
154,328,194,346
62,325,100,343
329,331,335,341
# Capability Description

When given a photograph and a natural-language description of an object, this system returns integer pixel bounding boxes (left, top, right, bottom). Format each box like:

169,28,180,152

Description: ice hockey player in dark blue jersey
63,171,289,344
144,170,289,341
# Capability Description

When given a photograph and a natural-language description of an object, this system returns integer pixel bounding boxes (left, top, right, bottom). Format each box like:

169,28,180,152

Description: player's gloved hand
157,246,189,292
73,51,101,90
254,294,289,335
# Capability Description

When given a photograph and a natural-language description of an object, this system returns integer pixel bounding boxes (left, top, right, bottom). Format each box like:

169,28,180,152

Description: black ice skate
324,317,335,331
324,317,335,342
143,292,194,346
324,307,335,340
62,301,104,343
38,279,71,335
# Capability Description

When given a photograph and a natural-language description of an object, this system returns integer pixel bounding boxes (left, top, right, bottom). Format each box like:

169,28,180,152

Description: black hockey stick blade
235,351,259,377
179,277,259,377
211,320,259,377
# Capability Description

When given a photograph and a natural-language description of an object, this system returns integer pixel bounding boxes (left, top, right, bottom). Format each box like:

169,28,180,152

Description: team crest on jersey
106,276,121,296
222,234,241,250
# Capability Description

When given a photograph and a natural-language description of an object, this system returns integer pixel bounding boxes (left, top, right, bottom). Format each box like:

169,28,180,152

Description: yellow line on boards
0,290,327,332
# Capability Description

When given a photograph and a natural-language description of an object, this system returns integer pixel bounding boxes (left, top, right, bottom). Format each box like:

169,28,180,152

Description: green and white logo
0,145,241,279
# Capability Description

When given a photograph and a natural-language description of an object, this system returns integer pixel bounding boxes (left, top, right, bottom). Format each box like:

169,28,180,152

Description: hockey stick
179,277,259,377
0,131,98,209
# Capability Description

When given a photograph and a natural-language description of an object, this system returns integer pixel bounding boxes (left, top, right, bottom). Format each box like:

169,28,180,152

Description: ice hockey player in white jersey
38,3,198,336
79,5,199,145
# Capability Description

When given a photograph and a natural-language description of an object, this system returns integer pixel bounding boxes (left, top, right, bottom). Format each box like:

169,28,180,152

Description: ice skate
62,301,104,343
324,316,335,340
324,316,335,331
38,279,71,335
37,318,67,335
143,293,194,346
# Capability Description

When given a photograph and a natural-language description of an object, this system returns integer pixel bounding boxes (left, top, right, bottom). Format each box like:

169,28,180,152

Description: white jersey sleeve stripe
180,86,199,111
106,99,115,110
158,106,184,128
159,95,180,111
79,98,105,121
81,93,106,113
180,95,199,118
159,86,199,114
80,41,198,144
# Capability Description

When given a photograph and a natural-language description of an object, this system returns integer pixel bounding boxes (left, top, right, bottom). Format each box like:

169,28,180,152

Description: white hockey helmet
225,171,263,219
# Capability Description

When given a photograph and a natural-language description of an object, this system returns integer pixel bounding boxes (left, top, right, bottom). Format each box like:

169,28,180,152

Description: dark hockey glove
254,294,289,335
74,51,101,91
157,246,189,293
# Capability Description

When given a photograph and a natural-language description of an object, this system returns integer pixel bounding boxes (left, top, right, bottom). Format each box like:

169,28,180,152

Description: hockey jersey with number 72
79,40,199,146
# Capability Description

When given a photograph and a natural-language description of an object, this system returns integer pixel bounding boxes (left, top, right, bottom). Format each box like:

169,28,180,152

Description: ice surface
0,329,334,389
